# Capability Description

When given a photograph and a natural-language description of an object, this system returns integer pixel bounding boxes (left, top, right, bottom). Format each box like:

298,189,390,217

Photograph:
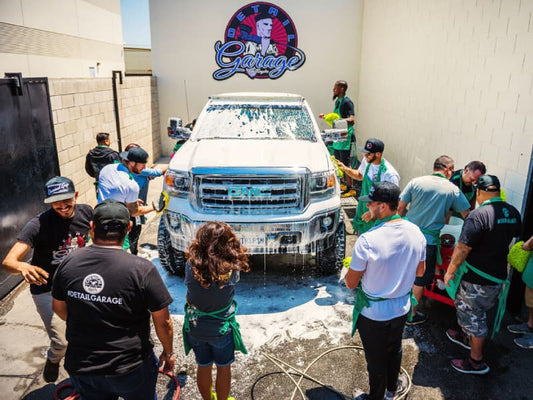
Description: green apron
350,215,418,334
452,169,474,219
351,287,417,336
182,300,247,355
332,97,353,151
445,259,510,340
353,159,387,234
445,196,509,339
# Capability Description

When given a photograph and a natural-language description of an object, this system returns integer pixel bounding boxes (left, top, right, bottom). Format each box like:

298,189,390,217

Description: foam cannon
167,117,192,141
321,119,349,145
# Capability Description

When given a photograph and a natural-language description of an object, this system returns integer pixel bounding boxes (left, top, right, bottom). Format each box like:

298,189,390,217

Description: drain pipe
112,70,123,152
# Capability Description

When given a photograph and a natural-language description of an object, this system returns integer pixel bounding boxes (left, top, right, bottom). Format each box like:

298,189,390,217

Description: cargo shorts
455,280,500,338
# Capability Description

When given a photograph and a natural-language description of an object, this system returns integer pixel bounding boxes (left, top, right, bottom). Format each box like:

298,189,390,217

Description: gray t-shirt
400,174,470,245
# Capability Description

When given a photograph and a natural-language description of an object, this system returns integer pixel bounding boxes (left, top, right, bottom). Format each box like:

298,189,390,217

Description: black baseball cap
93,199,130,231
359,181,401,203
120,147,148,163
359,138,385,154
476,175,501,192
44,176,76,204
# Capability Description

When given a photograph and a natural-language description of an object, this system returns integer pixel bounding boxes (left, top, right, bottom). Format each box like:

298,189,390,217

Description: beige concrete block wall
49,76,161,207
357,0,533,210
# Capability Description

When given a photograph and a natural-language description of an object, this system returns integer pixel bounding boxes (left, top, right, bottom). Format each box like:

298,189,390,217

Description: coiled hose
252,345,411,400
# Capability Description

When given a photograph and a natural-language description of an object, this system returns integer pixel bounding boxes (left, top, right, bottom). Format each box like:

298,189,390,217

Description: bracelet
164,352,174,357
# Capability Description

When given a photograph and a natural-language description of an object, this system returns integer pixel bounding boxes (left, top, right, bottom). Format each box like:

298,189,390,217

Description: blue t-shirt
400,174,470,245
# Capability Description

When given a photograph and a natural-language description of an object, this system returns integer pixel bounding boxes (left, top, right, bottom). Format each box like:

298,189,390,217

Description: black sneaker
405,311,427,326
451,357,489,375
385,374,409,400
446,328,471,350
43,358,59,382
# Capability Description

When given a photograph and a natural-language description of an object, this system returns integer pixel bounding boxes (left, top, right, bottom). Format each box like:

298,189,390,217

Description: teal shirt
400,174,470,245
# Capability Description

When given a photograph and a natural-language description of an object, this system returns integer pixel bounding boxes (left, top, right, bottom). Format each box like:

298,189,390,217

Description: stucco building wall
357,0,533,210
150,0,364,155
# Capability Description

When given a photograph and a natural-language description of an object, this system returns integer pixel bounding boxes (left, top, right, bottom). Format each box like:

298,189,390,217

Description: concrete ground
1,159,531,399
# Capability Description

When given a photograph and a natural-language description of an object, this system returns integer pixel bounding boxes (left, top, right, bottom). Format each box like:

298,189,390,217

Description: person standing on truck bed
337,138,400,234
397,155,470,326
319,80,357,197
2,176,93,383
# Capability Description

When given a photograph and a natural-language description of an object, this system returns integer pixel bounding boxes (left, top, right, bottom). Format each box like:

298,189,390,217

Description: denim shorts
187,332,235,367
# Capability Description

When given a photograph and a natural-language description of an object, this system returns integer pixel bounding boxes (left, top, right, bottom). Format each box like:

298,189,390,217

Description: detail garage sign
213,2,306,80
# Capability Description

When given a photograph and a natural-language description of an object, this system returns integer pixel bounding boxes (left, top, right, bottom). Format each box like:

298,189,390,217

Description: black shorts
414,244,437,287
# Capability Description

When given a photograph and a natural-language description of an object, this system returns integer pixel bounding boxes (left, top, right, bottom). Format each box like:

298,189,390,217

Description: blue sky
120,0,151,48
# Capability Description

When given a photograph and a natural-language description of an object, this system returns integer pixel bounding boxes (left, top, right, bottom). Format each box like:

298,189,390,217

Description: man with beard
338,138,400,234
345,181,426,400
448,160,487,219
2,177,92,382
97,146,154,218
319,80,356,196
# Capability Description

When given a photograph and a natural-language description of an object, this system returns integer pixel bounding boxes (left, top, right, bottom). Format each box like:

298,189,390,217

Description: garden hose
253,345,411,400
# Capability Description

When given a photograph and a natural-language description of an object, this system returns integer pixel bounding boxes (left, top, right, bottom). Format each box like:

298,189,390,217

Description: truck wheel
157,216,186,276
317,221,346,275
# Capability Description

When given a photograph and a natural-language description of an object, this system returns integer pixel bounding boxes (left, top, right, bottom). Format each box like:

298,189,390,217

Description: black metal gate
0,75,59,299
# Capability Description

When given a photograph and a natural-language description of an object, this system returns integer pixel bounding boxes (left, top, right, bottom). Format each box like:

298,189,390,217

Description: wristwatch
164,351,174,357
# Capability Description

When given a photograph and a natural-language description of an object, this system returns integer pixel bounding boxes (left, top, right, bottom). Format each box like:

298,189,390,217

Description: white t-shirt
357,157,400,185
350,219,426,321
97,163,139,204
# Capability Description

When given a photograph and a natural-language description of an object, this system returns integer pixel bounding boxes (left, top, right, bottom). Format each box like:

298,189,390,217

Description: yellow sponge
324,112,340,127
508,241,531,273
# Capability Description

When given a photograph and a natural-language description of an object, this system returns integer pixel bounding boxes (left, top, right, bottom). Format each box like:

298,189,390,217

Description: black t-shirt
17,204,93,295
450,170,475,202
52,246,173,375
336,96,355,120
460,200,521,285
184,262,238,341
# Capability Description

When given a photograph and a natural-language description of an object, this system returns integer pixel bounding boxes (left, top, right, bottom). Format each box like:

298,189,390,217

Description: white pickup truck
157,92,345,275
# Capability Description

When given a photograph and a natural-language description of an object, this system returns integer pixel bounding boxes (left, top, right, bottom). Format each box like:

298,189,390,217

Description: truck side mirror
168,117,192,140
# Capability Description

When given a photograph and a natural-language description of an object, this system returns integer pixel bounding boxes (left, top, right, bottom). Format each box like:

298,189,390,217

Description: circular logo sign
83,273,105,294
213,2,306,80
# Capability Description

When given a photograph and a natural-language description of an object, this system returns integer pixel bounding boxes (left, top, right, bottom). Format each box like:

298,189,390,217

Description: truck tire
317,220,346,275
157,216,186,276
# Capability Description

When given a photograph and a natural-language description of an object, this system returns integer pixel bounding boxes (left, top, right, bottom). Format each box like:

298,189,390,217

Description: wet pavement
1,161,531,399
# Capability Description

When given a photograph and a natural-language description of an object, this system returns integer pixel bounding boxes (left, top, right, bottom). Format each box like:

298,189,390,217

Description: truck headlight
164,170,191,197
310,171,336,197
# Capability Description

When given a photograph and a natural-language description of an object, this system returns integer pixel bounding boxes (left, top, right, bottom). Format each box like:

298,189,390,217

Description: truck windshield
196,104,316,141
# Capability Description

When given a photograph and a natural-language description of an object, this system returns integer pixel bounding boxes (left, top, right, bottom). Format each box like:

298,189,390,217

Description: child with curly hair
183,222,250,400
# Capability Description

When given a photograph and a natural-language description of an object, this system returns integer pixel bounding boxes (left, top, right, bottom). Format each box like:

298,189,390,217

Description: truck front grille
196,173,305,214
